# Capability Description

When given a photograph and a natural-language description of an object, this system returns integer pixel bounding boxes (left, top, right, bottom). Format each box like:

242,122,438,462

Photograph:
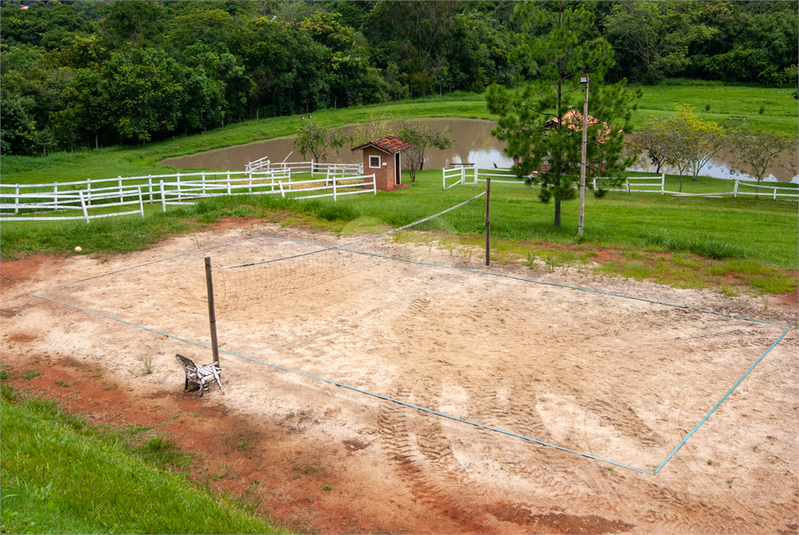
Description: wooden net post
485,177,491,267
205,257,220,367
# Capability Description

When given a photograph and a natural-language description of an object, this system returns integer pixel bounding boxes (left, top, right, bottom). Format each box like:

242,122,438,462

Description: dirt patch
0,253,59,293
2,224,797,535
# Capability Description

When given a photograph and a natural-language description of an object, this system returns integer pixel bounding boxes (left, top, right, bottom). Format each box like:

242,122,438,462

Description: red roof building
351,136,413,191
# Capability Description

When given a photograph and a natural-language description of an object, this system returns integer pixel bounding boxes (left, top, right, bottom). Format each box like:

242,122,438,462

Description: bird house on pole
351,136,413,191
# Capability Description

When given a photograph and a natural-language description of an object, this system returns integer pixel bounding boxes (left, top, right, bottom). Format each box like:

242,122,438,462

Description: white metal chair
175,354,222,397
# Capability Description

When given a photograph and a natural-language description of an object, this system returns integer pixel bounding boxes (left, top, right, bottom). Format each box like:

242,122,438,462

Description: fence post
333,176,337,201
733,180,739,198
176,173,181,201
311,159,315,178
226,171,231,195
773,187,777,201
78,190,90,224
14,184,20,214
86,178,92,206
278,181,286,199
626,178,631,194
660,174,665,195
248,174,252,193
138,186,144,217
592,177,597,190
372,174,377,196
117,176,123,202
53,182,59,208
161,180,166,212
201,172,206,195
474,167,479,186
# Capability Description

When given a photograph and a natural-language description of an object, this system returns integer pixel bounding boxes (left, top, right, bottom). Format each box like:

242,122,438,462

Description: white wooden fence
158,173,376,209
733,180,799,200
445,169,797,201
246,158,362,177
0,186,147,222
1,167,377,222
593,175,666,194
443,166,534,190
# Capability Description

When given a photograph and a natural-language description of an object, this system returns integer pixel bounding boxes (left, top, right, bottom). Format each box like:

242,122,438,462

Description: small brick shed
351,136,413,191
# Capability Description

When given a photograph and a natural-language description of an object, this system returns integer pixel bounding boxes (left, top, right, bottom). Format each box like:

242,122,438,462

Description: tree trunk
554,197,562,228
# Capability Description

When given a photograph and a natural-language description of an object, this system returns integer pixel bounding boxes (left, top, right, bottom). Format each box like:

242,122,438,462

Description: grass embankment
0,381,286,534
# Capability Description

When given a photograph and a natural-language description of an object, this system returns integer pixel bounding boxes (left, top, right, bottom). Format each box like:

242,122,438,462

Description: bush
643,230,746,260
317,203,360,222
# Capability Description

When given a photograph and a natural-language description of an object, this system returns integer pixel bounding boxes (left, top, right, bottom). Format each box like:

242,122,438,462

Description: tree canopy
1,0,795,155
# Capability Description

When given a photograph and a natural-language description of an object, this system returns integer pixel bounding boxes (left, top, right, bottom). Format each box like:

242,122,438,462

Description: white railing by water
443,166,534,189
593,175,665,194
245,158,363,177
733,180,799,200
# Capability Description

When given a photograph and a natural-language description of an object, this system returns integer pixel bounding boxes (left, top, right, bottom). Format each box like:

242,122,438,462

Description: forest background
2,0,797,156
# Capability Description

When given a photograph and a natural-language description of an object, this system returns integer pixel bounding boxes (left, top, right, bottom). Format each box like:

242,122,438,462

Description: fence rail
443,166,535,189
594,175,666,194
733,180,799,200
159,173,376,208
1,167,377,222
245,158,363,177
0,186,146,222
446,169,797,201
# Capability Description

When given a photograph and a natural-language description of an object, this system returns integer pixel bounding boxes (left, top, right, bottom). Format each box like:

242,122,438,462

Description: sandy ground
2,222,797,535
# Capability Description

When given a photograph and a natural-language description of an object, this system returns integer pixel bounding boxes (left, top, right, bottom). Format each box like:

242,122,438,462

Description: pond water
162,118,798,183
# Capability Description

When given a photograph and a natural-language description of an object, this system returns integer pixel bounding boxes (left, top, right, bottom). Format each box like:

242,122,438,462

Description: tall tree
364,1,459,96
395,119,452,182
629,117,672,173
293,120,346,163
605,1,716,84
105,48,184,144
728,125,798,196
487,2,638,228
664,106,726,191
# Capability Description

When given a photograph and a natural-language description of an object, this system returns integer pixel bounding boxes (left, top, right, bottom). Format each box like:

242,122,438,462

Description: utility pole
578,74,589,237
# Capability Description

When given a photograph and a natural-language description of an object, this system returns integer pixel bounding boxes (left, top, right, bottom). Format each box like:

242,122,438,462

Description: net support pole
204,257,221,367
485,177,491,267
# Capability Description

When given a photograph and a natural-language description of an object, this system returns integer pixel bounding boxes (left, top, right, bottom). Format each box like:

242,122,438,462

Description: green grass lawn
1,80,796,296
631,79,798,135
0,385,287,535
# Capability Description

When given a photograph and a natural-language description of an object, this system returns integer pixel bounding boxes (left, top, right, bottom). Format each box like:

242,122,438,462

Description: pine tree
487,2,639,229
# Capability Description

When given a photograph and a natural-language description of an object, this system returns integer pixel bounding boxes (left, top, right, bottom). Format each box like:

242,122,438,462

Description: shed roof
351,136,412,154
544,110,616,141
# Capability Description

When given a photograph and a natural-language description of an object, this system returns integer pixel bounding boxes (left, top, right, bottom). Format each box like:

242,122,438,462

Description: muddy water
162,118,798,182
161,119,511,172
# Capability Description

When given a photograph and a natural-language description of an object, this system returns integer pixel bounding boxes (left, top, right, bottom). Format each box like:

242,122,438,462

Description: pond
162,118,798,183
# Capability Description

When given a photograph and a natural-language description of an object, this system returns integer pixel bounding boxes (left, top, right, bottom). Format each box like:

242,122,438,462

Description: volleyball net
215,192,486,314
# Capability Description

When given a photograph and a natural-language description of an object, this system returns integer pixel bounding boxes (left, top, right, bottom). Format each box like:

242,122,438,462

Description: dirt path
2,223,797,535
